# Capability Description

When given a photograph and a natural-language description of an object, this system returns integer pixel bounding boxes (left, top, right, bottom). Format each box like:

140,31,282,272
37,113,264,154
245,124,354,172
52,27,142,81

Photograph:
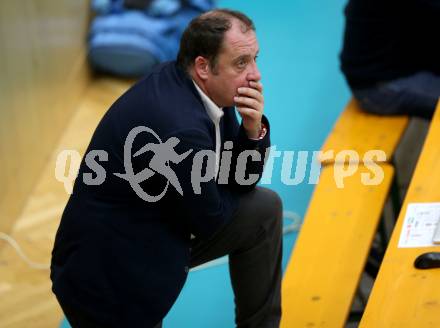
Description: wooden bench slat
281,164,394,328
320,99,409,164
359,102,440,328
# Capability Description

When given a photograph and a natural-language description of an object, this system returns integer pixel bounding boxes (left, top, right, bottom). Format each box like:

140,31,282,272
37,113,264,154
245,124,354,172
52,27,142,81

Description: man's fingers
235,81,264,137
237,87,263,103
236,106,262,120
234,96,262,111
249,80,263,93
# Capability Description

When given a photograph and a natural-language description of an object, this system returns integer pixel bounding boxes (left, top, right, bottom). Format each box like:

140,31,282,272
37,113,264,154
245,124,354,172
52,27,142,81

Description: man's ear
194,56,210,81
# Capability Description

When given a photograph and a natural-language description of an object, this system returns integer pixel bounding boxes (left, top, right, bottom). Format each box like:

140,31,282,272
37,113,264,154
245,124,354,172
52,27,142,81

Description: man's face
205,21,261,108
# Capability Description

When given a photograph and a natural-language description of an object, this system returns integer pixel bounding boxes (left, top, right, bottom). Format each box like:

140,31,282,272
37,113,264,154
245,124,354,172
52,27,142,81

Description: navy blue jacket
51,61,270,327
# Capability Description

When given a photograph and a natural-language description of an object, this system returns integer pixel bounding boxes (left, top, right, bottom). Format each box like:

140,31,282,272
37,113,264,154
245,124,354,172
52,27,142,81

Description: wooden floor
0,77,133,328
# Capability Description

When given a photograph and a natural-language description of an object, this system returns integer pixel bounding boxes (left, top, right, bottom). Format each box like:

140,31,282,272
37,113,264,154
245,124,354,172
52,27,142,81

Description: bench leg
348,288,367,323
348,310,364,323
364,245,384,278
378,214,389,253
390,158,403,220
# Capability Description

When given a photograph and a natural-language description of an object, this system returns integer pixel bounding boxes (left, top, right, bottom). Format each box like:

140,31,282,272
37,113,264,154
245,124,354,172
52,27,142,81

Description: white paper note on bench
398,202,440,248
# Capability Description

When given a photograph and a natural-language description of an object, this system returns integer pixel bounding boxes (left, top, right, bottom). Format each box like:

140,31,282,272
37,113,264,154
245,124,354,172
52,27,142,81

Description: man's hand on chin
234,80,264,139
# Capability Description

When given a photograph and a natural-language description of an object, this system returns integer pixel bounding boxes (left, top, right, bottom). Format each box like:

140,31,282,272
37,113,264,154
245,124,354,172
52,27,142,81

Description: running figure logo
114,126,192,202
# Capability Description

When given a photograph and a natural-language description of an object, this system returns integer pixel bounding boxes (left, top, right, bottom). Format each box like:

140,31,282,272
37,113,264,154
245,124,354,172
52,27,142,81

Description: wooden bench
319,98,409,165
281,163,394,328
359,102,440,328
320,98,409,248
280,98,409,327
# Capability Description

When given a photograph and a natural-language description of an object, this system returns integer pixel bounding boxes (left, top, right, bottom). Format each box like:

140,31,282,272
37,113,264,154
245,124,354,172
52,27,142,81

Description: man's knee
256,188,283,249
256,187,283,222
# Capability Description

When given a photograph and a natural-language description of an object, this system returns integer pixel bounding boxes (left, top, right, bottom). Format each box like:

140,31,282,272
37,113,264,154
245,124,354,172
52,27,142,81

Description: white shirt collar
192,80,224,123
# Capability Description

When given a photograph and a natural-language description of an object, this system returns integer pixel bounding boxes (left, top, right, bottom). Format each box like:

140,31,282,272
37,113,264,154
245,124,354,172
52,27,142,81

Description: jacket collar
191,80,224,123
174,61,230,118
